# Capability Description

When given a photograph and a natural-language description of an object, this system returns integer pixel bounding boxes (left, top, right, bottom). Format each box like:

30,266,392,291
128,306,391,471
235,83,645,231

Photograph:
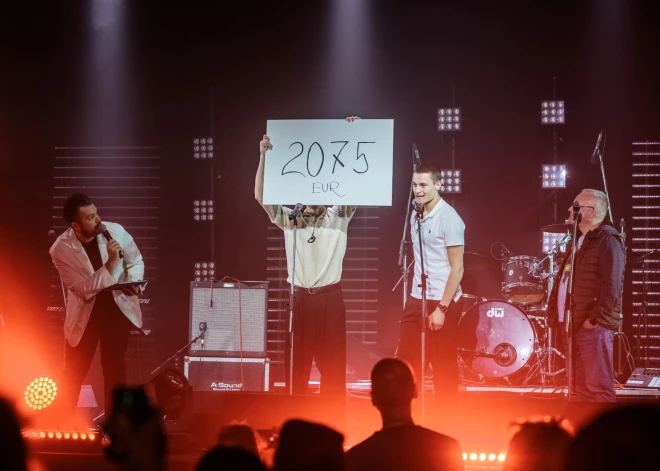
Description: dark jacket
548,223,624,332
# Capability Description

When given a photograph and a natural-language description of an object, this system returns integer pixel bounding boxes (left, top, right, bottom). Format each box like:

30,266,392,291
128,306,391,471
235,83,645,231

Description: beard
80,225,100,239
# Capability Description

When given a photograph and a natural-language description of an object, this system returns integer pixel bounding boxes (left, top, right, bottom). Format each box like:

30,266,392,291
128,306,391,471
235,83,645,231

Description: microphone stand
150,333,204,377
593,130,614,223
414,206,428,424
395,146,419,308
90,333,205,426
564,210,581,402
287,206,302,395
593,130,628,375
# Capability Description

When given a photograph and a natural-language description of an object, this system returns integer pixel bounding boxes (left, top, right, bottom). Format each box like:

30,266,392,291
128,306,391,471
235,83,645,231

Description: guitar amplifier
189,281,269,357
624,368,660,389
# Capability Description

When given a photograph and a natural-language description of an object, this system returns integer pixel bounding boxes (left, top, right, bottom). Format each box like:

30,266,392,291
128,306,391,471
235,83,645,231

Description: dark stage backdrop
1,1,659,391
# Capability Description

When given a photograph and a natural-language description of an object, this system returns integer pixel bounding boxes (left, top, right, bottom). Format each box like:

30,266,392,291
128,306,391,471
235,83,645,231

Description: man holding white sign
254,117,361,396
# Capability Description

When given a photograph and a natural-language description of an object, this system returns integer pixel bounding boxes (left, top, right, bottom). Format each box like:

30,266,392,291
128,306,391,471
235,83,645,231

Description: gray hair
582,189,609,220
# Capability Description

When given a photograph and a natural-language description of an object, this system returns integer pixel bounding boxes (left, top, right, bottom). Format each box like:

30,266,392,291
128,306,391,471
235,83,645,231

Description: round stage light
24,377,58,410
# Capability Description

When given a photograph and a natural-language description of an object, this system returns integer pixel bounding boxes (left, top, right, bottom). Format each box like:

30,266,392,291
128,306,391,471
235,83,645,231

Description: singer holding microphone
49,192,144,421
396,162,465,409
547,189,624,402
254,118,359,396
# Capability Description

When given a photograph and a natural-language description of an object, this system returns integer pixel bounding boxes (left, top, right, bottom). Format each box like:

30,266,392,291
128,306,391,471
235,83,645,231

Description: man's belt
291,282,341,296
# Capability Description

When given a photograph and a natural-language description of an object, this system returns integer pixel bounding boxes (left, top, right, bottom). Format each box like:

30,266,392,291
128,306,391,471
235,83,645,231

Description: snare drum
502,256,545,304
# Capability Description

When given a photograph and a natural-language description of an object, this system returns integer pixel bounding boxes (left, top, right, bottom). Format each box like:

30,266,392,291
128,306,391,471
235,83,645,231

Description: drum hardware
521,315,566,385
540,222,573,234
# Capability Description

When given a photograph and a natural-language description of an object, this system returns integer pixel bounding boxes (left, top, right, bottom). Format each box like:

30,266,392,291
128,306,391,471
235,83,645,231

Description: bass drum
457,300,536,380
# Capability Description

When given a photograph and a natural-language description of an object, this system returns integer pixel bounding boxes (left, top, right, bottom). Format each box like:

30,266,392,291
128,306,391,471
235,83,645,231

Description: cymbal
463,252,497,271
540,222,572,234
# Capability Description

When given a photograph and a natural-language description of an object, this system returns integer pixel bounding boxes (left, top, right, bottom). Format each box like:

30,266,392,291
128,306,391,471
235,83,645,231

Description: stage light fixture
194,261,215,282
193,200,214,221
193,137,214,159
148,368,191,421
541,164,566,188
24,377,58,410
463,451,506,464
543,232,568,253
437,107,461,132
540,101,565,125
439,169,462,193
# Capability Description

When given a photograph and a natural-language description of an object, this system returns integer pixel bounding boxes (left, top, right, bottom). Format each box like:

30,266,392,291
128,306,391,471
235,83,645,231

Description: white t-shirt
410,198,465,301
267,205,356,288
557,235,584,322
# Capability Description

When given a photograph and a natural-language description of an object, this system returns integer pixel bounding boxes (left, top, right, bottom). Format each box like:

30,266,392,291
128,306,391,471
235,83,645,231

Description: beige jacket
49,221,144,347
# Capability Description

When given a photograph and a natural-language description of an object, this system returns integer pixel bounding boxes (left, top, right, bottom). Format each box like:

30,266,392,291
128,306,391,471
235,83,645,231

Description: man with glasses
548,189,624,402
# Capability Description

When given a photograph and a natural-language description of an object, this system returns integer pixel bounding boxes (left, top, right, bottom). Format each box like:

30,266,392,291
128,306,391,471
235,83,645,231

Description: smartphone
111,386,153,430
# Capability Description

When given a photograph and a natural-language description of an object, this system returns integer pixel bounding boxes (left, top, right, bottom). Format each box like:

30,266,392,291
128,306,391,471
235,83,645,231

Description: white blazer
49,221,144,347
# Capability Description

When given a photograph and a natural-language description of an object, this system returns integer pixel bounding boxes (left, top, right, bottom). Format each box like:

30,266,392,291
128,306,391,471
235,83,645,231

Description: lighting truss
541,164,566,189
542,232,568,253
439,169,462,193
540,101,565,125
437,108,461,132
193,137,214,159
194,261,215,282
193,199,214,221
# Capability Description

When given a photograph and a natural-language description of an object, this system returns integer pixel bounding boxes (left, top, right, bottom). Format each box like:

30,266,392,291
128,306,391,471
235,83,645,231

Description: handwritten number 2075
281,141,375,178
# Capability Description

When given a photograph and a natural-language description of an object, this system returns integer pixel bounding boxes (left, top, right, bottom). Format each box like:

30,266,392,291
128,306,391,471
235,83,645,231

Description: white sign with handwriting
263,119,393,206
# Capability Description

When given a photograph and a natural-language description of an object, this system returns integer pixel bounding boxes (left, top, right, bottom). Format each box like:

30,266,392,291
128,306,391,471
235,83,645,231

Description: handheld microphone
289,203,304,220
413,143,421,168
620,218,626,242
98,223,123,259
590,130,604,164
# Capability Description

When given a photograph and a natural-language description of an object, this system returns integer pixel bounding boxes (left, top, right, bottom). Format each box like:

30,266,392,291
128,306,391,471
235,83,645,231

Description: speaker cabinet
189,281,269,357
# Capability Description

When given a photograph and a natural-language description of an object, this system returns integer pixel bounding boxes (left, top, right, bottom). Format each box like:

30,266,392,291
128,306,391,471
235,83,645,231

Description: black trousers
397,297,462,404
288,287,347,396
62,305,133,417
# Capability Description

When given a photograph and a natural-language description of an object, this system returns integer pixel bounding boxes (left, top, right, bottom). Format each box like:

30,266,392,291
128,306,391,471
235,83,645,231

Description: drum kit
457,223,573,387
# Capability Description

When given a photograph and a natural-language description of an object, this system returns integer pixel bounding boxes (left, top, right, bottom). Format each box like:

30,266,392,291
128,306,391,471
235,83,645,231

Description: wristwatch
438,303,449,313
588,317,598,326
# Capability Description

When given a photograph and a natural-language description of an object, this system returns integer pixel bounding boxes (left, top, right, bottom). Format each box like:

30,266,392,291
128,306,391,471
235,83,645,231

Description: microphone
572,201,582,224
412,198,423,214
590,130,604,164
98,223,123,259
48,229,56,238
572,201,581,213
413,143,421,168
289,203,304,221
199,321,207,346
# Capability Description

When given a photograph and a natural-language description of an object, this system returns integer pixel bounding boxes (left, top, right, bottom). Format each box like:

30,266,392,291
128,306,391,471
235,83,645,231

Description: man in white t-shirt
254,120,359,396
397,162,465,406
